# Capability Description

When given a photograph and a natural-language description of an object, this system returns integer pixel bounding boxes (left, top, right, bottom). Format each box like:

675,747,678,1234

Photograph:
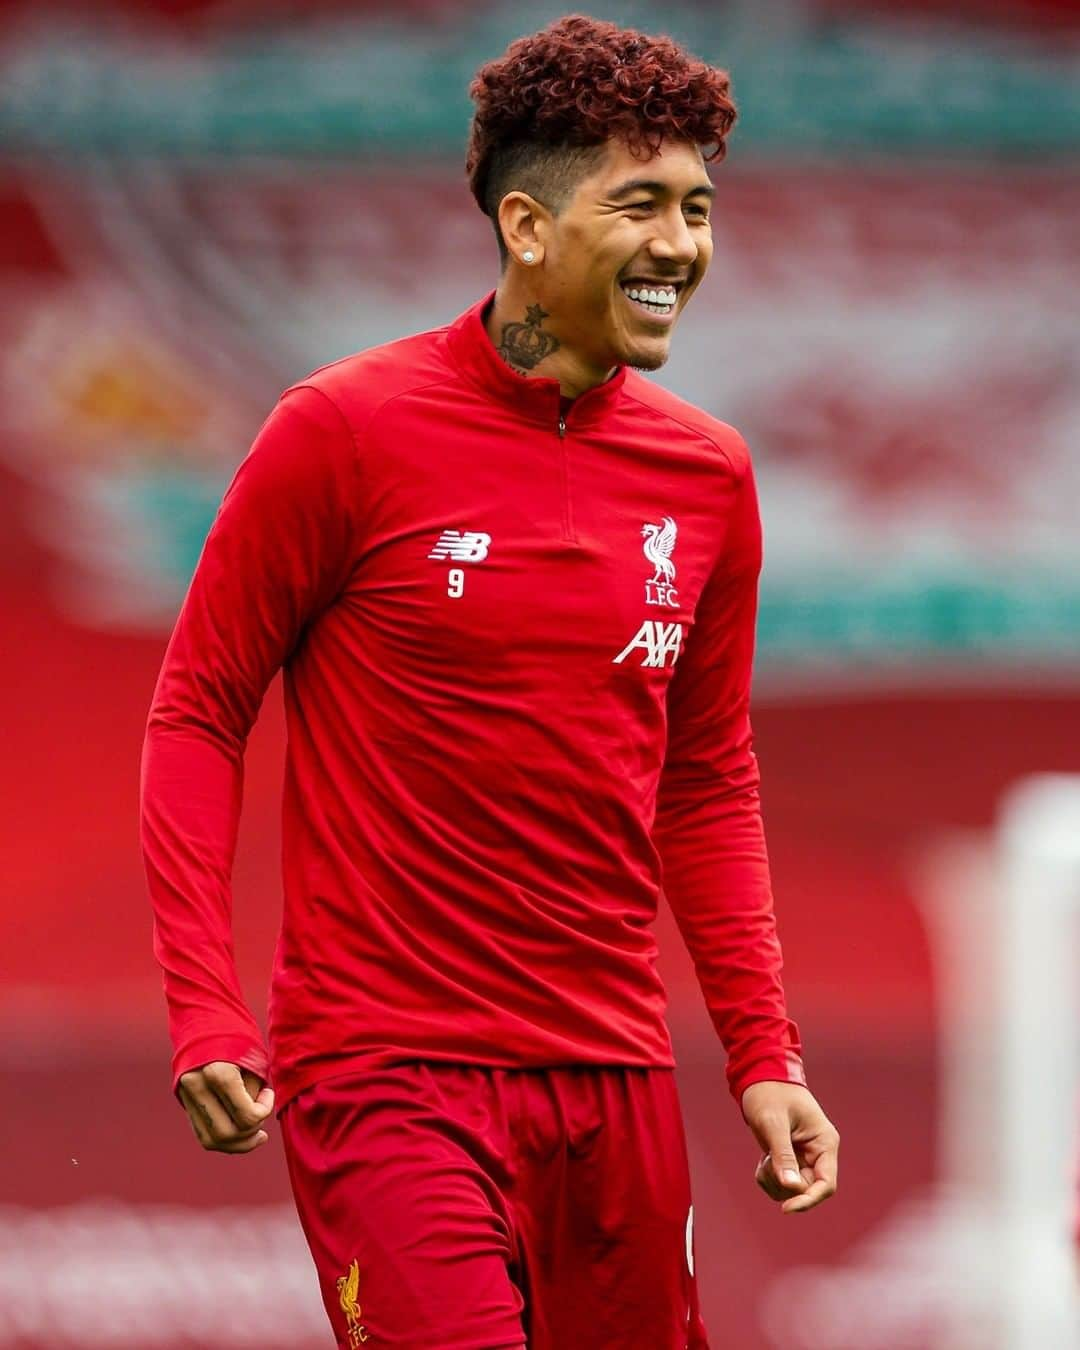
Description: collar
446,291,628,431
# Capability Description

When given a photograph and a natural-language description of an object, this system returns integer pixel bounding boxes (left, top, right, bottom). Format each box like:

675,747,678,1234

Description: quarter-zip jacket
140,293,805,1107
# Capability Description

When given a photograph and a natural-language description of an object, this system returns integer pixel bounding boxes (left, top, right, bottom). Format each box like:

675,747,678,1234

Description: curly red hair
466,14,737,230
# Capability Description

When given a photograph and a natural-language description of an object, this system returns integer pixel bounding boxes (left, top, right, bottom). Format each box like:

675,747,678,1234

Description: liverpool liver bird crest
642,516,677,585
336,1259,369,1345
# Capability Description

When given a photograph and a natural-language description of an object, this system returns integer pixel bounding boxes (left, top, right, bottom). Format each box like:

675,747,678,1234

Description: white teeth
623,284,676,309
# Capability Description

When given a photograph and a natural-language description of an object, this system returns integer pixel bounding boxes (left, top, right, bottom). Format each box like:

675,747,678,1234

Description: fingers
178,1061,274,1155
753,1115,809,1198
781,1176,833,1214
205,1062,274,1130
747,1090,840,1214
181,1092,268,1154
241,1069,276,1117
782,1132,840,1214
754,1151,808,1202
179,1080,235,1140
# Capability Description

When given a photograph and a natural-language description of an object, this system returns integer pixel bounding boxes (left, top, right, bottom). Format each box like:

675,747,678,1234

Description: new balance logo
612,620,684,668
427,529,491,562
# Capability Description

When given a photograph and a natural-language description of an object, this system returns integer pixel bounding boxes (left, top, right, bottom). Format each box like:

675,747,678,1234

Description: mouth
619,280,683,325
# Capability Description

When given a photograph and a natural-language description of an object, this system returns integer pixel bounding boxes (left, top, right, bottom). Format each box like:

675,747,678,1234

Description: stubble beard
624,342,671,372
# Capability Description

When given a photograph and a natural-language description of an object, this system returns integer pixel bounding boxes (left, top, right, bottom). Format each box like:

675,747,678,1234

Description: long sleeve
653,452,805,1103
139,384,359,1090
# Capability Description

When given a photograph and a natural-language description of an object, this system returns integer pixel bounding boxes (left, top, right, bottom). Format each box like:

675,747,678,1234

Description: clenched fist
177,1061,275,1154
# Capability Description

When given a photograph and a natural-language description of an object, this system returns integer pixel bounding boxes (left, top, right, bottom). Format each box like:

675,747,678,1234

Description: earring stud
522,250,536,264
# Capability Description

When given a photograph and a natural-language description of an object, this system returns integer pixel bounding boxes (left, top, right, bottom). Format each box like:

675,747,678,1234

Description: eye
624,200,656,214
684,203,711,219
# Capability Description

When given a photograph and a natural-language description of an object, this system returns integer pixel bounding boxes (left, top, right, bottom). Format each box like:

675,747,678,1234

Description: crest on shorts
336,1259,370,1346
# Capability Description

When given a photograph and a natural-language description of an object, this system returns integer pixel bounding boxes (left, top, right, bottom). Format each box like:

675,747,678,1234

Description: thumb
760,1124,805,1191
240,1070,274,1118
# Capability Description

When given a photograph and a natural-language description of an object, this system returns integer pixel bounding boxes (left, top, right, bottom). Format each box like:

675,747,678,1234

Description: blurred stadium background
1,0,1078,1346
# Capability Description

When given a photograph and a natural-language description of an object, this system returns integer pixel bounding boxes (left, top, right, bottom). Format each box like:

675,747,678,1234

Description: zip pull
558,414,567,439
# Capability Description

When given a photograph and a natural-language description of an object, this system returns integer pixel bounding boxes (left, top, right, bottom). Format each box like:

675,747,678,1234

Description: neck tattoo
496,303,561,375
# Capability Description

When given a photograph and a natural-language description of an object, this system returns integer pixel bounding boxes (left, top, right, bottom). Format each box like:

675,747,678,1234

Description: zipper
557,413,577,543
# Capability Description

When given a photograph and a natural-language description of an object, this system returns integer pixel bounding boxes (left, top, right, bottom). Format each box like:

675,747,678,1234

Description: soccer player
141,15,838,1349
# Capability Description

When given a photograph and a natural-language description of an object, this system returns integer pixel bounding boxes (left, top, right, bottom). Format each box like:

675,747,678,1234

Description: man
141,15,838,1349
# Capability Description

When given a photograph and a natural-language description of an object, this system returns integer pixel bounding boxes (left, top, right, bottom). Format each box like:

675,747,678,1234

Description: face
535,137,715,375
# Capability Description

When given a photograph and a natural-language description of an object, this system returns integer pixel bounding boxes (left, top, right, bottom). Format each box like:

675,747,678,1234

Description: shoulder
621,371,752,478
284,324,460,435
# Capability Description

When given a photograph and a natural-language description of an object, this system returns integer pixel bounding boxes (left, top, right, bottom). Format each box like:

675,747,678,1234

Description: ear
497,191,552,268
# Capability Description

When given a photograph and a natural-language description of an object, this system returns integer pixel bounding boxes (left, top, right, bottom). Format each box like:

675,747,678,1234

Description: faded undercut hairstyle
465,14,738,264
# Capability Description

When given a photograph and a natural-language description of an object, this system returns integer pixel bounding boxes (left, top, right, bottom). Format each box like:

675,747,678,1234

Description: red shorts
281,1062,709,1349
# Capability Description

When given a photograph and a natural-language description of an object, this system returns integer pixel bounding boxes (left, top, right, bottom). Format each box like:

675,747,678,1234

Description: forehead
579,137,710,196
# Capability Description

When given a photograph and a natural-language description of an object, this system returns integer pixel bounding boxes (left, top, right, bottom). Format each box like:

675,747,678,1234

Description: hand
177,1061,275,1155
741,1080,839,1214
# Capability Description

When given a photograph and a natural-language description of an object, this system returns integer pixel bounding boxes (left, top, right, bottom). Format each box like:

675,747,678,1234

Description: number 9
448,568,465,598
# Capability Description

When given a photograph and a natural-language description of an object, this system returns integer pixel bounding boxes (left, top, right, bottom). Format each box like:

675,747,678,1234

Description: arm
653,455,801,1100
653,451,838,1210
139,384,359,1145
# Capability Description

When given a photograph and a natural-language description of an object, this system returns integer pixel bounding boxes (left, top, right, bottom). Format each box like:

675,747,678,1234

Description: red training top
140,294,805,1107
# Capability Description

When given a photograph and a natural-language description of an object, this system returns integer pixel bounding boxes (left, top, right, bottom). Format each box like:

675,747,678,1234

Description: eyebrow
607,177,717,202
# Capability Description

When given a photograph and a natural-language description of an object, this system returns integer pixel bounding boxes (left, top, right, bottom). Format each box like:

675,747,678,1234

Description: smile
619,283,678,323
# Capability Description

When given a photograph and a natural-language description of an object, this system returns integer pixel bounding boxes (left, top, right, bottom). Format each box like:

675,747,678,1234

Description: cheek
552,239,604,304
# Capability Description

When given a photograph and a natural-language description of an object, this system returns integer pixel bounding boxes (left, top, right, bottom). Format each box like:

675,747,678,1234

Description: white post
995,774,1080,1348
759,778,1080,1349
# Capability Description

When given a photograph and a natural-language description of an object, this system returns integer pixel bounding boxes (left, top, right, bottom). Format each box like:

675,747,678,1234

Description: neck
485,277,617,400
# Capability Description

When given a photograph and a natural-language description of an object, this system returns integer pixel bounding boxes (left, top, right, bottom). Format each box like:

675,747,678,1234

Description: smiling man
141,14,838,1350
480,142,716,391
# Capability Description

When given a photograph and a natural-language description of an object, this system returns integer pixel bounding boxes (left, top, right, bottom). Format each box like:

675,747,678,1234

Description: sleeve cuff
729,1051,807,1105
171,1034,271,1095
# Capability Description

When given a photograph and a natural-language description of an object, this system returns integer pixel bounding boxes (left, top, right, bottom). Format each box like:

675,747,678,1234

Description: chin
623,345,670,372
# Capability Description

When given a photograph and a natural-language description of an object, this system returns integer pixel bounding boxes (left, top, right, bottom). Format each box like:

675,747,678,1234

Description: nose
648,206,698,269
